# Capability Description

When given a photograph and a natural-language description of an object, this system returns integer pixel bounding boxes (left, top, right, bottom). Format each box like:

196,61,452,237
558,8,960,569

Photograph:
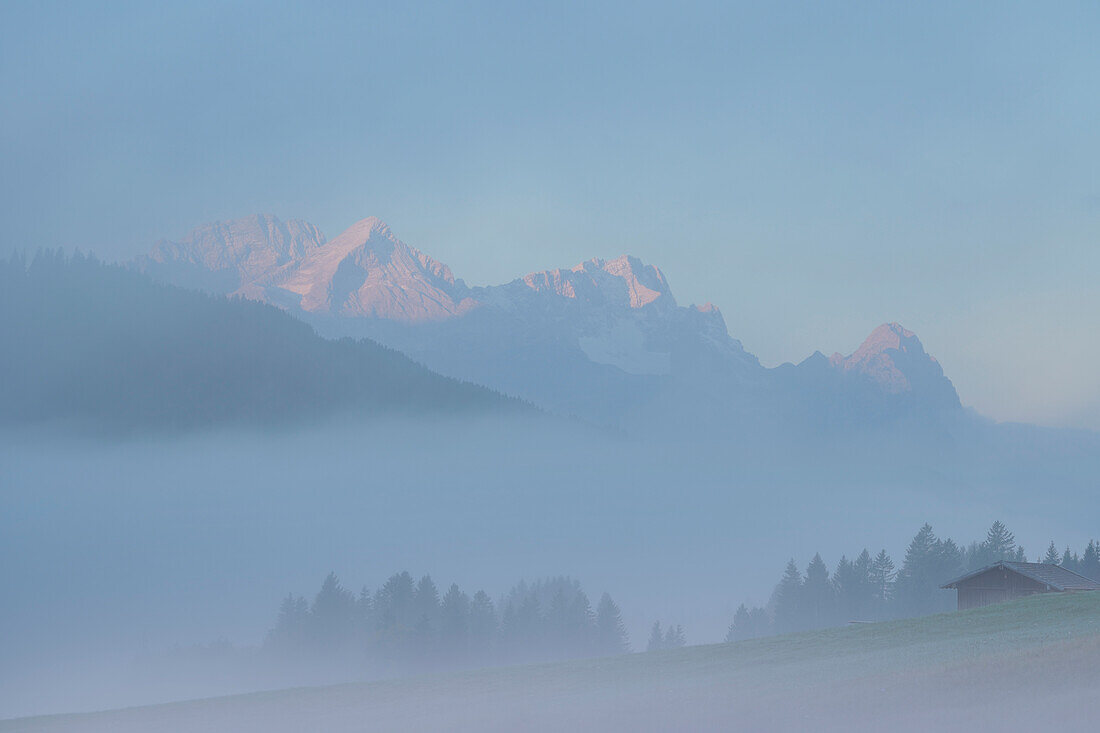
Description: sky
2,1,1098,429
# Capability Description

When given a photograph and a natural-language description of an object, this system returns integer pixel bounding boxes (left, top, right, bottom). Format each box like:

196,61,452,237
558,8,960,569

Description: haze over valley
2,229,1097,719
3,3,1099,730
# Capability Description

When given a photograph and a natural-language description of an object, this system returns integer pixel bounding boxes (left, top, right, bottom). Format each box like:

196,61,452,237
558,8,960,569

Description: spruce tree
468,590,497,661
852,549,875,621
773,559,805,633
547,588,571,654
566,590,595,655
267,594,309,652
803,554,835,629
870,550,896,619
1043,542,1061,565
1082,541,1100,581
726,604,752,642
356,586,373,647
1062,548,1079,573
981,521,1017,563
895,525,959,616
933,538,965,612
499,601,518,657
895,524,936,615
440,584,470,663
376,571,416,628
664,624,686,648
748,607,771,637
414,575,441,629
310,572,356,649
513,593,542,660
647,621,664,652
595,593,629,655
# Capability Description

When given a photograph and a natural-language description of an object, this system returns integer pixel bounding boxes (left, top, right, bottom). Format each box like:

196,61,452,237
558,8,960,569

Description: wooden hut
941,561,1100,610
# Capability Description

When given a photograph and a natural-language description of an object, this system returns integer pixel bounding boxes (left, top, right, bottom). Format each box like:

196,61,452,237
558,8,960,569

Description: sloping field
5,593,1099,733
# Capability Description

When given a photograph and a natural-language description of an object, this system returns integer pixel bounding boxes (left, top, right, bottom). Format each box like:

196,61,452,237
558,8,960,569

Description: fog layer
2,416,1097,718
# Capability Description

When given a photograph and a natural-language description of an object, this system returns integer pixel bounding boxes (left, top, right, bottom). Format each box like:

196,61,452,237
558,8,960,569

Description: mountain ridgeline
0,252,519,430
137,214,963,432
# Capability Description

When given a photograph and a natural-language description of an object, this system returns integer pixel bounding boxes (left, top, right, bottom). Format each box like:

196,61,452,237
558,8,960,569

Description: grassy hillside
6,593,1099,732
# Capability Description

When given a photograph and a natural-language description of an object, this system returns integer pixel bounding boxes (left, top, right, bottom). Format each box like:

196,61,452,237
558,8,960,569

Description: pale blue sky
2,1,1098,428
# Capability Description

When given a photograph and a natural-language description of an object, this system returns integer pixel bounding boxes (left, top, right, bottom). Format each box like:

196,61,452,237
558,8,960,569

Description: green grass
6,593,1100,733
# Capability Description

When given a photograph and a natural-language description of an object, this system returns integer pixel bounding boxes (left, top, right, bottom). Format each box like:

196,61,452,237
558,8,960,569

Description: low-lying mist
1,414,1098,718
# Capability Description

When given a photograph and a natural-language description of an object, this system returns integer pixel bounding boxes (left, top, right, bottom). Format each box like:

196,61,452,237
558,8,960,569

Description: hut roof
941,561,1100,591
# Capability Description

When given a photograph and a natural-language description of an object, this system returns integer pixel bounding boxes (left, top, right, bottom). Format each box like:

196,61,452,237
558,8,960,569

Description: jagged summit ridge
519,254,674,310
142,214,705,324
828,322,959,407
136,214,326,293
271,216,471,321
144,215,474,322
147,214,327,274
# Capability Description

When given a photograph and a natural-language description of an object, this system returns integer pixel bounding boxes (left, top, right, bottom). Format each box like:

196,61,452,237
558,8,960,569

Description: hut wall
955,568,1050,610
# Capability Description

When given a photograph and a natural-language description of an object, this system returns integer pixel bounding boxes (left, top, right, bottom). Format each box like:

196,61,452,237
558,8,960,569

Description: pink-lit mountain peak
272,216,466,320
852,322,927,360
146,213,326,279
828,322,955,401
311,216,455,283
522,254,674,309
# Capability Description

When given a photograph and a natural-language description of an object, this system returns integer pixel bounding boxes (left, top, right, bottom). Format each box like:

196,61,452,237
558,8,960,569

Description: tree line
726,522,1100,641
265,572,630,674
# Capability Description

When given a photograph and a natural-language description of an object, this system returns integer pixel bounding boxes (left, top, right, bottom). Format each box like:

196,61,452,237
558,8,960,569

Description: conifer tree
376,571,416,628
468,590,497,661
981,521,1017,563
410,616,435,667
357,586,373,618
647,621,664,652
833,555,869,623
852,549,875,620
664,624,686,648
310,572,356,649
726,603,761,638
726,604,752,642
440,584,470,662
505,593,542,660
773,559,804,633
803,553,834,629
499,601,518,654
870,549,896,618
356,586,373,645
1082,541,1100,581
1062,547,1079,572
1043,542,1061,565
895,525,959,616
595,593,629,655
267,594,310,652
933,538,966,611
566,590,595,655
546,587,581,656
414,575,441,629
748,606,771,637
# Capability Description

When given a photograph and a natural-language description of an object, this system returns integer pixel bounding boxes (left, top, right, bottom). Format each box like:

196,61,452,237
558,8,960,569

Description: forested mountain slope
0,253,520,430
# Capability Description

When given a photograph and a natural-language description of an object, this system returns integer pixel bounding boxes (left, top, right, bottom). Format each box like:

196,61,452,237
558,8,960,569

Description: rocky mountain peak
521,254,674,310
273,217,466,321
829,323,958,406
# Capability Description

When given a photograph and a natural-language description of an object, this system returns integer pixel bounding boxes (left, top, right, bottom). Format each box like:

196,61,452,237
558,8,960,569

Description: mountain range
136,214,961,431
